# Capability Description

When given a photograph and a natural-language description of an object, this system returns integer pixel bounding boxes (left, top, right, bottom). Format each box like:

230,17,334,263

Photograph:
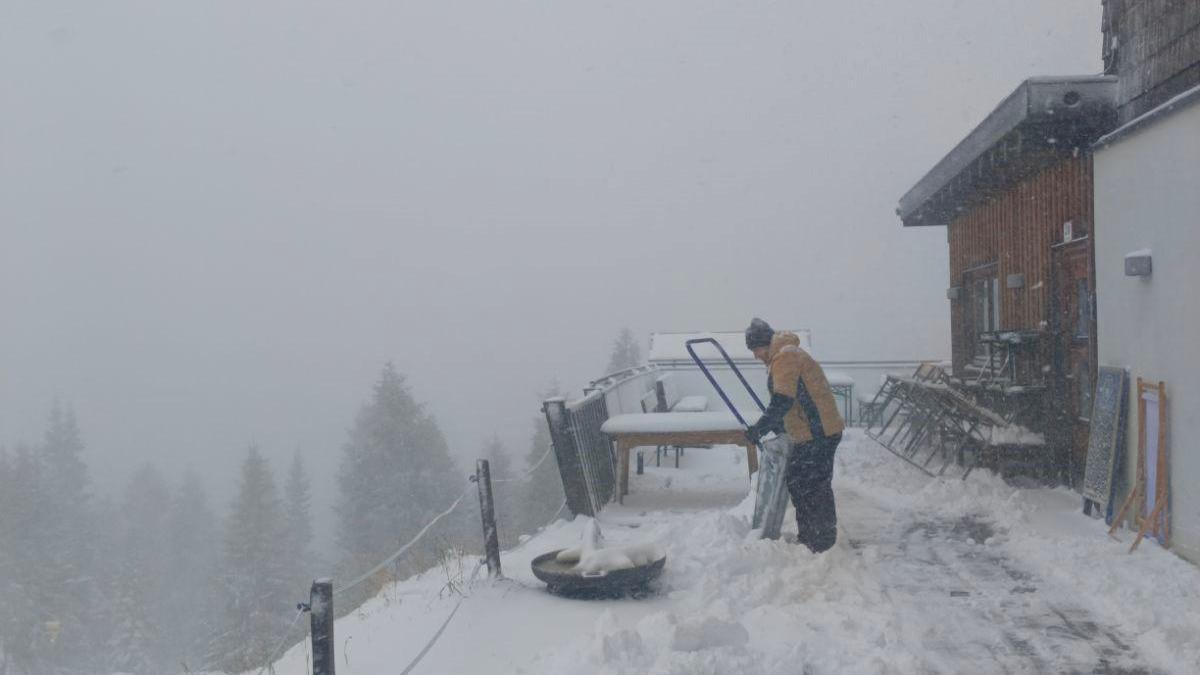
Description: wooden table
600,412,758,503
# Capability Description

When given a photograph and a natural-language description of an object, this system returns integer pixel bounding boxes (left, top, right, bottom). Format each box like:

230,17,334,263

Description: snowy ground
260,431,1200,674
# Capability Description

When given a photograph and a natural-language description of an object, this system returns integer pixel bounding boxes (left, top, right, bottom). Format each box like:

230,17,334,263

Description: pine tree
0,444,43,675
207,445,292,673
0,446,17,675
109,463,173,674
34,401,96,672
605,327,643,374
88,494,126,675
283,451,315,588
164,469,222,671
522,384,566,531
335,363,463,594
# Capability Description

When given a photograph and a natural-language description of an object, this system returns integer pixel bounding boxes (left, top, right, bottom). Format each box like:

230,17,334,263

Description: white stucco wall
1094,98,1200,564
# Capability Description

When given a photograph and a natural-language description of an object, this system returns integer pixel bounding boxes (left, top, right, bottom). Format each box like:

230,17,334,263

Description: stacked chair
864,364,1010,478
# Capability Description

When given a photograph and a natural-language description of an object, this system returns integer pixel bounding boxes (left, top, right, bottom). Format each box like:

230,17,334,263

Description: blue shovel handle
685,338,766,429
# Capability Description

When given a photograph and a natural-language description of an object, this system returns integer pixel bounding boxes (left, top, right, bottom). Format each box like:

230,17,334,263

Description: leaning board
1082,367,1129,510
753,434,790,540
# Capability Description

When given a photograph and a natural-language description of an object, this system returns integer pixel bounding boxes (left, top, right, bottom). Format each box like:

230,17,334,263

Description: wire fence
252,607,309,675
251,449,568,675
491,442,556,484
395,496,567,675
333,481,475,597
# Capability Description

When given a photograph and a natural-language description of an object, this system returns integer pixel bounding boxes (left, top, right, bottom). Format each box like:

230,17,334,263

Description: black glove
744,425,762,445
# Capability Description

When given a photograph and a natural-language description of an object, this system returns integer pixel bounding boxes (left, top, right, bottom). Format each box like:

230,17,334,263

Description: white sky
1,1,1100,546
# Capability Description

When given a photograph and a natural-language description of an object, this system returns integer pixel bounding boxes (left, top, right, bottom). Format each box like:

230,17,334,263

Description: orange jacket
767,331,845,443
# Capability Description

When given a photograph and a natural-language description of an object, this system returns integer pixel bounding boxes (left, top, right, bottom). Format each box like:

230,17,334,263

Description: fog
1,1,1100,548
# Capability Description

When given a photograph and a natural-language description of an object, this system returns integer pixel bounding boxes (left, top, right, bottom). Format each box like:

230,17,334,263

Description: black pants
785,433,841,553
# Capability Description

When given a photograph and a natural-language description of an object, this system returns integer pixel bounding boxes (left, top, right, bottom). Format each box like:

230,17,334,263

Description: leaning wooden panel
1131,381,1169,552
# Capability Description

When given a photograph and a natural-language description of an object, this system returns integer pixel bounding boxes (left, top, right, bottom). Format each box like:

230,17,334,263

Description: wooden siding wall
947,155,1094,371
1103,0,1200,122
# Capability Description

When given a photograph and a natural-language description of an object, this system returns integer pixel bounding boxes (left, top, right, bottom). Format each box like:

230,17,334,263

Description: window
970,273,1000,358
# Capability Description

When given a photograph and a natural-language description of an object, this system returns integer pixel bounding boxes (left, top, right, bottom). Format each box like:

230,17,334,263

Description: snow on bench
601,411,742,434
671,395,709,412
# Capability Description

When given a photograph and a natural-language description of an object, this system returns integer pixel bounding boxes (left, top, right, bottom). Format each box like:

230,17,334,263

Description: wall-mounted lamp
946,286,962,300
1125,249,1152,277
1006,273,1025,289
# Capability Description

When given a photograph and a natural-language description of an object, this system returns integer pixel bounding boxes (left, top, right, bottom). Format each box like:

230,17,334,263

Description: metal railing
543,391,615,517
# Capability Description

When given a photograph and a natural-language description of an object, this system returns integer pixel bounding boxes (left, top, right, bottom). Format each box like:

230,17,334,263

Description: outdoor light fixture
1006,273,1025,289
1125,249,1152,277
946,286,962,300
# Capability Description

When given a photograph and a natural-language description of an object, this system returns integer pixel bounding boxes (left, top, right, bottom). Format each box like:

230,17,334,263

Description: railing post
310,578,335,675
475,459,502,578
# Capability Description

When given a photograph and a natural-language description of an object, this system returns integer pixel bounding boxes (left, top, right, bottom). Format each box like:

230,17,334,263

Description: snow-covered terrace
252,331,1198,674
262,430,1200,674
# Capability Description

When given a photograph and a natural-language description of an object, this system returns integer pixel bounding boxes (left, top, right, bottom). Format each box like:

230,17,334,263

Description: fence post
475,459,502,578
310,578,335,675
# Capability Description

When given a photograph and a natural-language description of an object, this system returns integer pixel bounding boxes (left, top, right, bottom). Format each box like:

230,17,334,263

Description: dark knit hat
744,318,775,350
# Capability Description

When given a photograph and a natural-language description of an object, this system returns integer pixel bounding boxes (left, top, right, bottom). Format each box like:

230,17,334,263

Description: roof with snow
898,76,1118,227
647,330,813,365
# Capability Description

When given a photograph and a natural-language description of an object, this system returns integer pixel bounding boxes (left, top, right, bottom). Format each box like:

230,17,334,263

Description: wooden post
475,459,502,578
310,578,335,675
636,450,644,475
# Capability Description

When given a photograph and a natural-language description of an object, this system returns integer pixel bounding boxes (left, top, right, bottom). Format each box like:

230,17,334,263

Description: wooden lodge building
897,1,1200,493
897,76,1119,485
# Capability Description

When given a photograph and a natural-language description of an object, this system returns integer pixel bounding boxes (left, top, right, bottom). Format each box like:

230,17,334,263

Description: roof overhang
1094,82,1200,150
898,76,1118,228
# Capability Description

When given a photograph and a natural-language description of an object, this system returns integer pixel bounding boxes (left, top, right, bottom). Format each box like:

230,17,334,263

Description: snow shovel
685,338,790,540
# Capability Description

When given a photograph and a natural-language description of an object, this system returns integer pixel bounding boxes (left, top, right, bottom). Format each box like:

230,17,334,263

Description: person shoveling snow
743,317,845,553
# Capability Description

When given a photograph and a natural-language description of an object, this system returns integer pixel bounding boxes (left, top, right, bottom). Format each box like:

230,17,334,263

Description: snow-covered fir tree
3,442,52,674
31,402,97,673
108,463,173,674
335,363,463,594
207,445,293,673
164,469,222,671
283,450,316,589
605,327,642,374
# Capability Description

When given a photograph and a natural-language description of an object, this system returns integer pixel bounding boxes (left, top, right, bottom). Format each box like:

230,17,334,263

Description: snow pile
554,517,664,573
986,424,1046,445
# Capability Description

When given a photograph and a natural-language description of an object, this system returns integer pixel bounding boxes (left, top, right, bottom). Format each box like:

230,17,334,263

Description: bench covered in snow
655,373,709,413
600,412,757,502
671,395,709,412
